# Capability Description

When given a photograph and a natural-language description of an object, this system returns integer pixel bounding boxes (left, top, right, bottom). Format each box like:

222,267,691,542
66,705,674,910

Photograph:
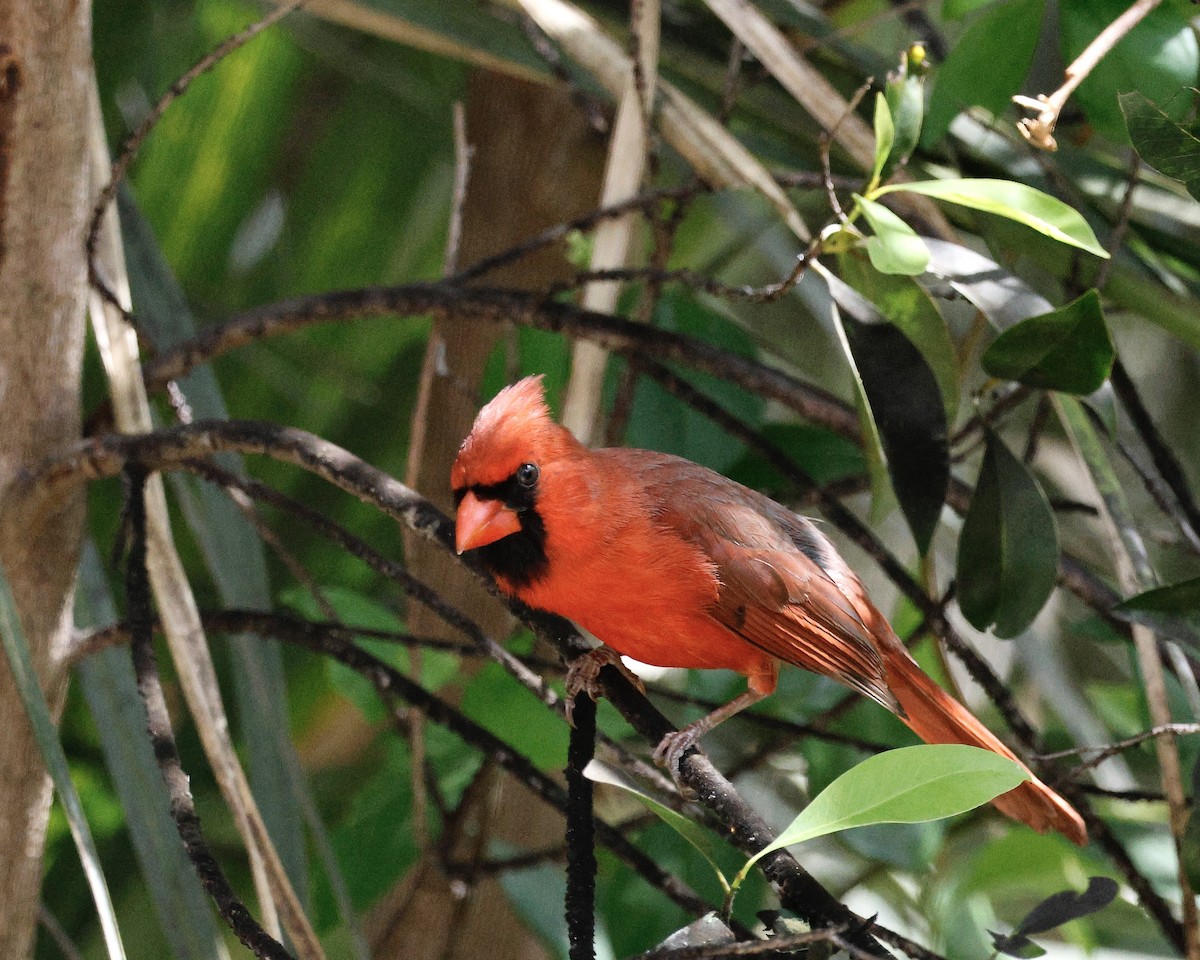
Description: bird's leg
564,646,645,725
652,687,768,772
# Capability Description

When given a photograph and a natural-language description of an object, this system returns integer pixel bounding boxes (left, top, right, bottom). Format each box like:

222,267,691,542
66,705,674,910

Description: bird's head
451,375,574,558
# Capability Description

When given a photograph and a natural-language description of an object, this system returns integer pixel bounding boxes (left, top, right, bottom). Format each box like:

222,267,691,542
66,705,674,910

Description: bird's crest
452,375,565,489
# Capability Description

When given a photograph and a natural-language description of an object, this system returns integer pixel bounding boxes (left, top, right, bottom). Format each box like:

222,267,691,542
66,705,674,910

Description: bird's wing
643,459,899,712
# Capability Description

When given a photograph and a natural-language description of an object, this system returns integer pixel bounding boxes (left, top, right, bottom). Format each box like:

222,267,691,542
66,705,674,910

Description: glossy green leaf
873,179,1108,258
854,194,930,275
957,432,1059,637
0,559,127,960
981,290,1114,393
923,238,1052,331
585,759,731,893
924,0,1043,144
823,267,949,553
870,93,895,187
839,251,959,420
739,745,1028,880
1119,90,1200,202
1060,0,1199,143
1113,576,1200,658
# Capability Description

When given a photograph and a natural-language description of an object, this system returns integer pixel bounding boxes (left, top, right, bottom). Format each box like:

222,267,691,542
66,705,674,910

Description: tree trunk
365,71,605,960
0,1,91,956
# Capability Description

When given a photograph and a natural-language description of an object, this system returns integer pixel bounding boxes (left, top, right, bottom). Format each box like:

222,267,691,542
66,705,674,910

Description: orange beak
455,490,522,554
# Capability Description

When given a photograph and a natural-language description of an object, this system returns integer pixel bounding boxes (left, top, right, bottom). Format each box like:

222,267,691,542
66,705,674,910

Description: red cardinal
452,376,1086,844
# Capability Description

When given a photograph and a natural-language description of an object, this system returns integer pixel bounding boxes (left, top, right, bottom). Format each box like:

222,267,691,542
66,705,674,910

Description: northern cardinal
452,376,1086,844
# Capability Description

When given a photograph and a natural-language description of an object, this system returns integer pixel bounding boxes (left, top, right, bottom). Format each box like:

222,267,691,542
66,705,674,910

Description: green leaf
726,423,865,495
873,179,1109,258
884,57,925,176
1183,806,1200,892
585,759,731,893
854,194,930,275
1061,0,1199,143
76,544,225,960
1113,576,1200,658
838,251,959,420
622,293,764,473
981,290,1115,393
957,432,1059,637
870,93,895,187
823,267,949,553
944,0,1000,17
1119,90,1200,202
924,0,1044,144
0,559,128,960
739,745,1028,880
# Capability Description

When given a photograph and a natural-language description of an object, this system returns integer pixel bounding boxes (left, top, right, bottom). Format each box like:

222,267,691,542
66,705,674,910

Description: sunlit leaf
854,194,930,275
923,238,1052,330
1119,90,1200,202
739,745,1028,881
957,432,1059,637
870,93,895,187
981,290,1115,394
924,0,1043,144
874,179,1108,257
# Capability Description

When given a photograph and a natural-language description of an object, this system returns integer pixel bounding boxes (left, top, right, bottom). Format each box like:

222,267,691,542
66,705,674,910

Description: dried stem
1014,0,1163,150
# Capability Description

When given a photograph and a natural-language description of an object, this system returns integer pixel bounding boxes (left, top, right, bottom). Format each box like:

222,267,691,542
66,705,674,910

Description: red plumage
452,376,1086,845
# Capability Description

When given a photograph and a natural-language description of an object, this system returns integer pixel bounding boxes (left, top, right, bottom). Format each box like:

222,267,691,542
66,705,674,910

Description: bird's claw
652,728,700,773
564,647,644,725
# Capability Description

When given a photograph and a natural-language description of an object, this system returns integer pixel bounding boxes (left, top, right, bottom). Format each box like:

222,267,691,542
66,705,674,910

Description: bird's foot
564,646,644,725
652,727,702,773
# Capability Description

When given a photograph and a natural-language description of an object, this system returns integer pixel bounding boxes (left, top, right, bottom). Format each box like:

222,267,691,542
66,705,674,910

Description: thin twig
819,79,874,223
1111,359,1200,555
122,467,293,960
38,904,85,960
1014,0,1163,150
1094,153,1141,290
1039,723,1200,777
443,102,473,278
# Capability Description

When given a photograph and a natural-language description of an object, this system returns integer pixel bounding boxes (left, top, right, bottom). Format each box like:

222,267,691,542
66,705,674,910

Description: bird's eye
516,462,539,488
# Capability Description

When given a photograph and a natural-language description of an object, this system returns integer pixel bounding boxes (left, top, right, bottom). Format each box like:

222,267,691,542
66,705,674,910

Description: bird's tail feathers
882,647,1087,845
